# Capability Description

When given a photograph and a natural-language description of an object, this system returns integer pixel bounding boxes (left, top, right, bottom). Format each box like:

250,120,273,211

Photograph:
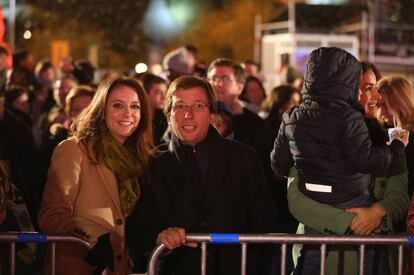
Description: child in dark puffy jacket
271,47,408,208
270,47,409,274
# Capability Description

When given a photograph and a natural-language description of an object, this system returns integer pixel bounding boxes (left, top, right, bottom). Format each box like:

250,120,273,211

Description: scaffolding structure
256,0,414,87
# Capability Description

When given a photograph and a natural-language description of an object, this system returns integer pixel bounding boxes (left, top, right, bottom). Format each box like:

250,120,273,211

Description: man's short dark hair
165,76,217,114
208,58,246,84
12,51,29,68
243,59,259,68
4,86,28,106
185,44,198,58
73,60,95,85
35,60,53,77
138,73,167,94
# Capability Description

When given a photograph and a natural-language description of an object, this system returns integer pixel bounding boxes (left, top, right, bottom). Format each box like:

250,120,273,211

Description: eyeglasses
208,75,234,84
172,103,209,112
172,102,209,112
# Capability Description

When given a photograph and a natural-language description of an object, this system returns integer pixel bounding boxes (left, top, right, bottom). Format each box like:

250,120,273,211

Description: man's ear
236,83,244,96
209,113,215,124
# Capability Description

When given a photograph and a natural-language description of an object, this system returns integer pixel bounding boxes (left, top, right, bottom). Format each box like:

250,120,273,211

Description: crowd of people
0,44,414,275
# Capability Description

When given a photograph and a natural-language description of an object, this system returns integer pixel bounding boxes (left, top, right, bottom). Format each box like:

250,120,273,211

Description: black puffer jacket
270,47,405,204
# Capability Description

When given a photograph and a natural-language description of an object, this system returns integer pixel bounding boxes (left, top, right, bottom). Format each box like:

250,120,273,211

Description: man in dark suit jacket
127,76,277,275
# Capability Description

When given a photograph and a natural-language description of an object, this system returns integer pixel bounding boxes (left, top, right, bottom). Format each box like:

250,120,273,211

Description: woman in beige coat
38,77,155,274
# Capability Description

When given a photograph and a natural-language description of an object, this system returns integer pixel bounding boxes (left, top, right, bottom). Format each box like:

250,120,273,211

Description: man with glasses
207,58,271,179
127,76,277,275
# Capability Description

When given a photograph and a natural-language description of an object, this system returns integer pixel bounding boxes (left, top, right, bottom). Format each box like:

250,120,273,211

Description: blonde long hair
377,75,414,131
72,77,155,170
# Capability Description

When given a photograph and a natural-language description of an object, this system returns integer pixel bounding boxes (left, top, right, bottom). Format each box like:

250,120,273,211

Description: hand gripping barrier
0,232,108,275
147,233,412,275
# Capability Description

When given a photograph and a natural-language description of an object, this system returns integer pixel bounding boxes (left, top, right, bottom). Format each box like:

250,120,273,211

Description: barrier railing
147,233,414,275
0,232,106,275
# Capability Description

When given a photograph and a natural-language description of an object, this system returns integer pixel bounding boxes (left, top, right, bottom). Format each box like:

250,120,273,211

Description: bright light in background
169,2,193,28
143,0,178,40
143,0,196,40
308,0,346,4
23,30,31,39
150,64,163,75
135,63,148,74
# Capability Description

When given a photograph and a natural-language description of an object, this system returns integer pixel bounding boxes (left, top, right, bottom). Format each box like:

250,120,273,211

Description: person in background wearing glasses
127,76,277,275
207,59,270,167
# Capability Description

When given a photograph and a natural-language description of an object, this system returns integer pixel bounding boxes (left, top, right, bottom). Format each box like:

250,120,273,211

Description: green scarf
100,126,141,217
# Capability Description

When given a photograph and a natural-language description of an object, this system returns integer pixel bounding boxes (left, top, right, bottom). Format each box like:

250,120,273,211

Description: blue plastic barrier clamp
210,234,240,244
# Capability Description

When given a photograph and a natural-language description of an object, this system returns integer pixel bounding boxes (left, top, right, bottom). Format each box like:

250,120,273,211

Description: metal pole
51,242,56,275
367,0,376,62
241,243,247,275
320,244,326,275
288,0,296,34
9,0,15,52
9,242,15,275
281,244,287,275
361,11,368,60
147,244,167,275
201,242,207,275
398,244,403,275
359,244,365,275
146,234,410,275
253,14,261,64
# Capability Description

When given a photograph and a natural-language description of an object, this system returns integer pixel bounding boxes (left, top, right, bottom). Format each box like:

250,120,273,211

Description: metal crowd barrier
147,233,414,275
0,232,107,275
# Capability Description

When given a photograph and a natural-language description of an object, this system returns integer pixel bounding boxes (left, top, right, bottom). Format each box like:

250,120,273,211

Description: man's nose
184,108,194,119
216,80,224,87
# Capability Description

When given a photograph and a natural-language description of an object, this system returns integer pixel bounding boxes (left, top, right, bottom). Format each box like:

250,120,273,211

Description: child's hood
301,47,362,108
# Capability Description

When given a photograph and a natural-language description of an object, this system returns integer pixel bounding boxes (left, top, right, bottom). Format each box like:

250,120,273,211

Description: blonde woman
378,76,414,264
378,75,414,195
377,75,414,131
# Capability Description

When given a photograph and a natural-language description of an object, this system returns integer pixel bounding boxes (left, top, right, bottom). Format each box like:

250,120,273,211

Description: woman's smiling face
105,85,141,144
359,69,381,119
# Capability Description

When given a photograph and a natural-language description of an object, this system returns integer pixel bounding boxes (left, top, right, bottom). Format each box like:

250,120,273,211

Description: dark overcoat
127,127,277,275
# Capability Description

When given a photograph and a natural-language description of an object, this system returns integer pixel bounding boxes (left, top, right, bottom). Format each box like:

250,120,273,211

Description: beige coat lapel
96,163,123,216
